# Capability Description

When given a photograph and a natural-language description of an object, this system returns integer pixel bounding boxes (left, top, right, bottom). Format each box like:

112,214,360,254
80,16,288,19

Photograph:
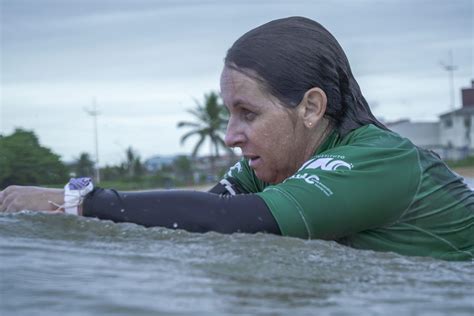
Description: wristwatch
64,177,94,215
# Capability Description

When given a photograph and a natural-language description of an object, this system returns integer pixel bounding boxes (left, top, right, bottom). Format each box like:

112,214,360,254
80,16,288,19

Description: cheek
268,121,296,149
261,129,294,162
249,112,296,155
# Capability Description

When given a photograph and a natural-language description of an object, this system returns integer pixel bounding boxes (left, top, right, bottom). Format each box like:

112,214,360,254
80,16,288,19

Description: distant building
192,154,239,180
386,80,474,161
438,80,474,160
144,155,175,172
387,119,440,151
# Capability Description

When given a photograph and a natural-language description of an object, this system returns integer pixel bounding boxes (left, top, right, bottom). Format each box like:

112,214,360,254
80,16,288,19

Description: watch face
68,178,93,190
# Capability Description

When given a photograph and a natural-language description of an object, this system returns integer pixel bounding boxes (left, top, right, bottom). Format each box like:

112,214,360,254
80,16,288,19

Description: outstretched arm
0,184,281,235
0,186,64,213
83,188,280,234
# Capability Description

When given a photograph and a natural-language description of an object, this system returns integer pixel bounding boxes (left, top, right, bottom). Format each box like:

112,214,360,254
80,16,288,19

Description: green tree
74,152,95,177
122,146,144,179
101,165,123,181
177,91,231,173
0,129,68,188
173,155,192,184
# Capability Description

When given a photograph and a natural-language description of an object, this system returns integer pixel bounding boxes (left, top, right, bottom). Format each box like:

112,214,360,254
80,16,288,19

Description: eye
242,109,257,121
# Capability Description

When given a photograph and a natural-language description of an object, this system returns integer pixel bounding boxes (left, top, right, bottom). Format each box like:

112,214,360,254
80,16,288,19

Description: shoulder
256,126,423,238
339,124,417,151
309,125,420,173
261,125,421,206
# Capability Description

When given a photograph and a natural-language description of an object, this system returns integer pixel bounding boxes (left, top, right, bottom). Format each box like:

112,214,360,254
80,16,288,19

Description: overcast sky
1,0,472,165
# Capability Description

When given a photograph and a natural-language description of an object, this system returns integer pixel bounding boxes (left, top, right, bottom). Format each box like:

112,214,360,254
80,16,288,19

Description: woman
1,17,472,260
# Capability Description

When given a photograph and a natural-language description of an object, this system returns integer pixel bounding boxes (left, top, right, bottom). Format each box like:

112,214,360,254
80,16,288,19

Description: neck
277,119,333,184
304,119,332,160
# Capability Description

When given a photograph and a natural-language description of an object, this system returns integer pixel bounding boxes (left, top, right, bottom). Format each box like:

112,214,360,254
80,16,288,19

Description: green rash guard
224,124,474,261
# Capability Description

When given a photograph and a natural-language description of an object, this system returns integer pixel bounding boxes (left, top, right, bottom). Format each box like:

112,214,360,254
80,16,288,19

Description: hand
0,185,64,213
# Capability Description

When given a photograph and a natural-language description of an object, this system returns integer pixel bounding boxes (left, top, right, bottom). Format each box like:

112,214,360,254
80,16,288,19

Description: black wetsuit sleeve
208,177,248,195
82,188,281,235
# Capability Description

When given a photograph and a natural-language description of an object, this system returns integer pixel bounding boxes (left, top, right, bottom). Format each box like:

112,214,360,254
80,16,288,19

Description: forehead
220,67,269,107
220,67,260,96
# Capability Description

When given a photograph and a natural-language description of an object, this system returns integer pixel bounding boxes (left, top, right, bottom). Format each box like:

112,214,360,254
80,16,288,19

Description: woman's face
220,66,315,184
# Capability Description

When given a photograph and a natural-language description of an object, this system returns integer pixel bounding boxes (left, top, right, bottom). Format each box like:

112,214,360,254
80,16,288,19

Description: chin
254,171,269,183
253,164,285,184
255,171,279,184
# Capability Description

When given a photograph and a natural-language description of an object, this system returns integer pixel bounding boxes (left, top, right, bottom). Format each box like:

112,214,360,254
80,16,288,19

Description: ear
298,87,327,129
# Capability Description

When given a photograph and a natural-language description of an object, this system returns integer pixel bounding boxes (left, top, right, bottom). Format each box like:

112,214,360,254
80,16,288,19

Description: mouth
244,154,261,168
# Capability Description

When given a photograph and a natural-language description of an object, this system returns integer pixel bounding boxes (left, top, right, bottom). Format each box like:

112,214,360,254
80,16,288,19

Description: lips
245,154,261,168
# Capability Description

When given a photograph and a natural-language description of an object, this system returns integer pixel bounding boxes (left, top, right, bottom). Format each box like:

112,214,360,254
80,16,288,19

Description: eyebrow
229,98,259,109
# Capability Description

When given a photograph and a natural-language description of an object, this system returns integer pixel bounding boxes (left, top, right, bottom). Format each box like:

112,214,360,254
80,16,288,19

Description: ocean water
0,211,472,316
464,177,474,189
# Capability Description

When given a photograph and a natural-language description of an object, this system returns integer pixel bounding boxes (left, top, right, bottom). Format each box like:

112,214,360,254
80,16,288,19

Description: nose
224,117,245,148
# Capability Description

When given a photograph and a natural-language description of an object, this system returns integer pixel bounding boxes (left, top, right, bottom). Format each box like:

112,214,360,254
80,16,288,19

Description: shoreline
452,166,474,178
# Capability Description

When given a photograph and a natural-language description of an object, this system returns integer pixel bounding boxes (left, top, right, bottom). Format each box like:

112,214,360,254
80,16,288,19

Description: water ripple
0,212,472,316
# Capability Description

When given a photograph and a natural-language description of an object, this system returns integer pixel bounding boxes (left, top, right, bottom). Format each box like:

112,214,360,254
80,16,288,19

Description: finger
0,196,7,212
0,188,11,209
6,200,20,213
0,191,4,209
1,194,17,212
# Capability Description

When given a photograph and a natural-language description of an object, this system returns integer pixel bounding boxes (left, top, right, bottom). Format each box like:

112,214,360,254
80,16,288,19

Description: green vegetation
71,152,95,178
0,129,68,189
0,129,200,190
1,92,235,191
445,156,474,168
97,147,175,190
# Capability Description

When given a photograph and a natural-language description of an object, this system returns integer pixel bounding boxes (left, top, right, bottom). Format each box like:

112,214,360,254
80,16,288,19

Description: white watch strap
63,178,94,215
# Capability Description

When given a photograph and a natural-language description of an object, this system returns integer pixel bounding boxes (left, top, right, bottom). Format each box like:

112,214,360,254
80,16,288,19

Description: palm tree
177,91,231,174
75,152,95,178
122,146,143,178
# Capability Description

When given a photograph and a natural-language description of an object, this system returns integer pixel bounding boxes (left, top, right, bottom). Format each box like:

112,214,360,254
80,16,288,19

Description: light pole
440,50,458,110
85,98,101,183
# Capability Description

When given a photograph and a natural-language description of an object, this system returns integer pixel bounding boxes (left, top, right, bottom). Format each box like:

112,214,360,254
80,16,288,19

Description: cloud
1,0,472,165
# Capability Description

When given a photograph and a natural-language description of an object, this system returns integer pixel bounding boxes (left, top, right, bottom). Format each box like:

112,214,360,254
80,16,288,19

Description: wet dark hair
224,16,386,137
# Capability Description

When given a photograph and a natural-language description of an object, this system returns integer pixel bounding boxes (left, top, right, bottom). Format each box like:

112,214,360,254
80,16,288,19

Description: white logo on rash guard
226,161,243,177
285,157,352,197
299,157,352,171
287,173,333,196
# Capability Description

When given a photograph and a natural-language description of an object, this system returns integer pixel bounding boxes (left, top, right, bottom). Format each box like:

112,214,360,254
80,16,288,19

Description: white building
387,80,474,161
439,106,474,160
144,155,175,172
387,119,440,151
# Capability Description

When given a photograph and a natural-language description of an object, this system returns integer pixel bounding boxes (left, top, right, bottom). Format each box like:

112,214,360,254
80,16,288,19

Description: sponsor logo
226,161,242,177
285,157,351,196
290,173,320,184
287,173,333,196
299,157,352,172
